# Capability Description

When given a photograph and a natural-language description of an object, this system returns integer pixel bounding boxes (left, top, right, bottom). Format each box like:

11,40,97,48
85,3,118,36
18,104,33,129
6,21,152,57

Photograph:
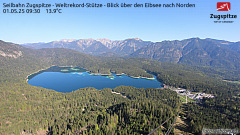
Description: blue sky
0,0,239,43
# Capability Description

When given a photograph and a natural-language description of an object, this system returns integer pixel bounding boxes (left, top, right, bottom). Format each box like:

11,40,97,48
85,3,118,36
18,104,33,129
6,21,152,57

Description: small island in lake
108,75,114,79
61,69,69,72
27,66,161,92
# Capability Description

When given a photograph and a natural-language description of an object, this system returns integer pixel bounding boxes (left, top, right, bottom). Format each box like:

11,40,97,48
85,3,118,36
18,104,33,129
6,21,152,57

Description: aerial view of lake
27,66,162,93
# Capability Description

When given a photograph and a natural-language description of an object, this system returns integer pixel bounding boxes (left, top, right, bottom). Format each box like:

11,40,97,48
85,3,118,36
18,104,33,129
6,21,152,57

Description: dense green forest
183,97,240,134
1,40,240,134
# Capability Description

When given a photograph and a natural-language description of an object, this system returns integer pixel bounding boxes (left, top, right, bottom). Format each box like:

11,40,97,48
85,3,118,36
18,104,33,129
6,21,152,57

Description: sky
0,0,239,44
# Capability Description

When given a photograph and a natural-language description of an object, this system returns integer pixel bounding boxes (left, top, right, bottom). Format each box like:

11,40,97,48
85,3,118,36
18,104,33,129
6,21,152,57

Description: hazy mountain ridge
227,42,240,54
21,38,240,70
1,39,240,134
22,38,151,56
131,38,240,70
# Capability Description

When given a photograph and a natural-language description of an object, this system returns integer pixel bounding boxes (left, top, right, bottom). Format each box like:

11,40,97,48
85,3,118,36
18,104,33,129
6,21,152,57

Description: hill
131,38,240,70
22,38,151,56
23,38,240,71
1,40,240,134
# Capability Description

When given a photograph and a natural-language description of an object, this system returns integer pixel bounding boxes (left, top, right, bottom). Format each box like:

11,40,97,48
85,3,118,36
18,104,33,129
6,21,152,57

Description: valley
27,66,161,92
0,39,240,134
23,38,240,72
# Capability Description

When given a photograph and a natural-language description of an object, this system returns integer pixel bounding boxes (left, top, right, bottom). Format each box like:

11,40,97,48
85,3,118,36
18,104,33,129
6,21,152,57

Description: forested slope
1,40,240,134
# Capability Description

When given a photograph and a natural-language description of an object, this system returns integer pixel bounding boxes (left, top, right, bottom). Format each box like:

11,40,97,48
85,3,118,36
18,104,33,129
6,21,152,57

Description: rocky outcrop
0,50,22,58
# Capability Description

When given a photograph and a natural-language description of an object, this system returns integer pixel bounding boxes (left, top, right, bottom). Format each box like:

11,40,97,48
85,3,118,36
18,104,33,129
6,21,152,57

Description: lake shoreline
26,65,89,82
88,72,156,80
26,66,54,82
27,66,161,92
27,67,156,83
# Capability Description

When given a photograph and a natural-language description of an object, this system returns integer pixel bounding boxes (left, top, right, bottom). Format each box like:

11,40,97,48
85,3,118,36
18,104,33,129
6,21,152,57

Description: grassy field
174,116,194,135
223,80,240,84
178,94,194,103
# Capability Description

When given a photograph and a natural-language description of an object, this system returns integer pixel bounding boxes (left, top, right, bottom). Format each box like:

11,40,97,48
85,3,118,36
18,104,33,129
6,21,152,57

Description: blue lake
28,67,162,93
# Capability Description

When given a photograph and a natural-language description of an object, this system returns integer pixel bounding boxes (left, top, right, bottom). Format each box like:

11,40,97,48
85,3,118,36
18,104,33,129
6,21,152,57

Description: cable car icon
217,2,230,11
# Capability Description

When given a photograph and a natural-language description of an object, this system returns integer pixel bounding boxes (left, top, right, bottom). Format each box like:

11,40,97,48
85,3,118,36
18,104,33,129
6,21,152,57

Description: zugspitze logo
217,2,230,11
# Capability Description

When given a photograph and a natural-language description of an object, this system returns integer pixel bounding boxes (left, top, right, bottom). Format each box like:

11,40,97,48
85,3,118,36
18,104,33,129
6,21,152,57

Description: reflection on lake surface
28,67,162,93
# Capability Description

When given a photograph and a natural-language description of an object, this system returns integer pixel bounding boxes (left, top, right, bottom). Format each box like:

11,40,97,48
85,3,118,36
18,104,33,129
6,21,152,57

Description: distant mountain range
22,38,152,56
131,38,240,70
0,38,240,81
21,38,240,70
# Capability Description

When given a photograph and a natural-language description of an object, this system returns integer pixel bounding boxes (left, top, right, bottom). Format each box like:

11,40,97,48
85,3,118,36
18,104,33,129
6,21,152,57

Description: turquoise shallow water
28,68,162,93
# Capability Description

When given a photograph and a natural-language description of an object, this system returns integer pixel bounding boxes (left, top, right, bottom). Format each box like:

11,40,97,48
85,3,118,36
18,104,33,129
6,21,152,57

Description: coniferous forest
0,40,240,134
